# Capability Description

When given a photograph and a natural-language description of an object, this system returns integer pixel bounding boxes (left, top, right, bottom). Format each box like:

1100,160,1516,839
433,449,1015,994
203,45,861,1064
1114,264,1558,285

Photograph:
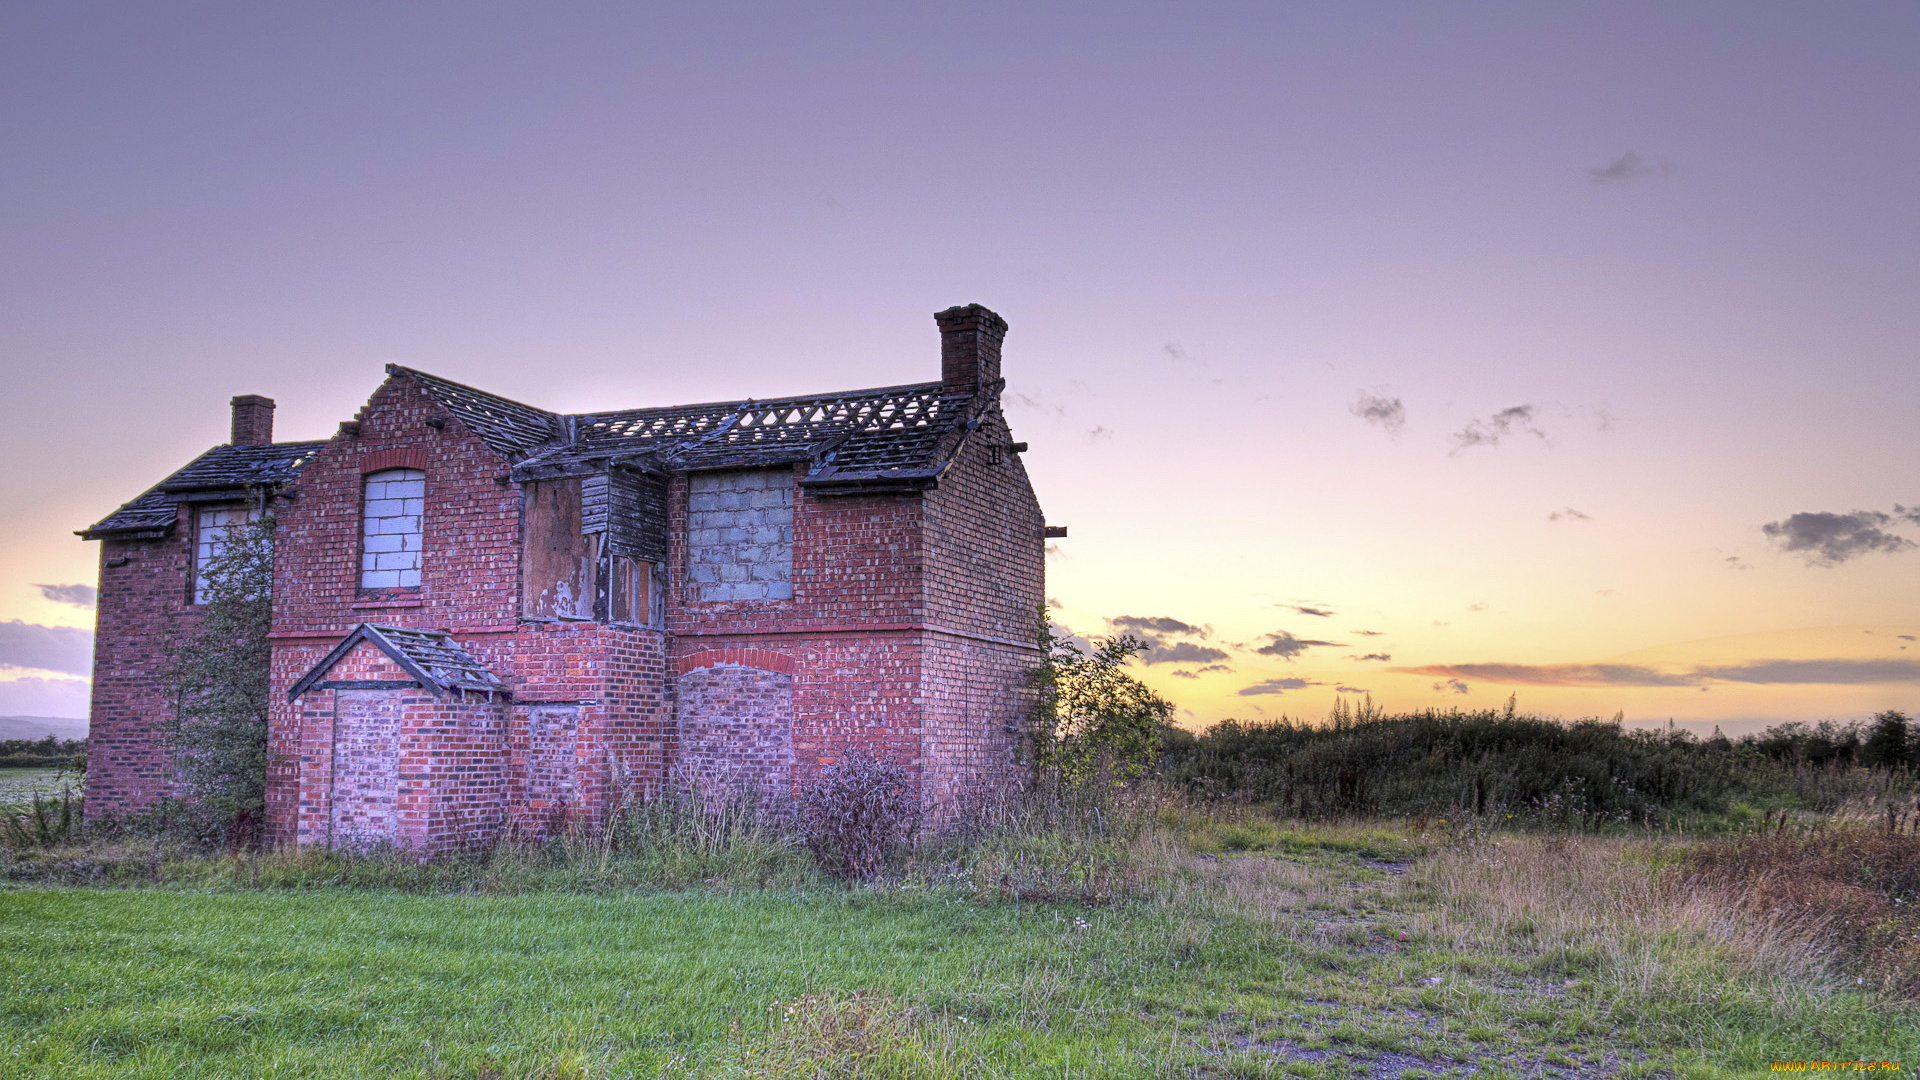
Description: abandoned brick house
80,304,1047,853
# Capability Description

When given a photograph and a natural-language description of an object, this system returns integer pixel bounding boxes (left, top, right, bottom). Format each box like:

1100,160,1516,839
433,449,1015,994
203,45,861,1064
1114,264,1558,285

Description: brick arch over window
677,648,796,676
361,468,425,590
358,448,428,474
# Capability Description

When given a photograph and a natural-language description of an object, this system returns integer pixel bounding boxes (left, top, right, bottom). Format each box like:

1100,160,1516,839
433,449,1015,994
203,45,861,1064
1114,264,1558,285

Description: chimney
231,395,275,446
935,304,1009,395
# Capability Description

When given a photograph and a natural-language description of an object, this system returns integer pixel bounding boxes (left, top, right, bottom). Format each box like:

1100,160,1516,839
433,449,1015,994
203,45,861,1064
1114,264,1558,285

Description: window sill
351,598,425,610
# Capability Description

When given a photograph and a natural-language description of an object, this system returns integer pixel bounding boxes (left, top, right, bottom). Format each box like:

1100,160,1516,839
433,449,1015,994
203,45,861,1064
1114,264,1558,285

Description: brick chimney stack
936,304,1009,396
231,395,275,446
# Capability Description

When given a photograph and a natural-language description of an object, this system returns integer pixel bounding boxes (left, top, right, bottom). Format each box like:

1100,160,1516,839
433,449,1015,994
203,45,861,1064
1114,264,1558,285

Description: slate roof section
287,623,508,700
390,365,562,459
80,440,327,539
510,380,977,490
84,363,992,541
158,441,328,493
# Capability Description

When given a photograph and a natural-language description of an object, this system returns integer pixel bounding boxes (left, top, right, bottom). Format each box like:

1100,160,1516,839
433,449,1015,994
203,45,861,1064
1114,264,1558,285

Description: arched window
360,468,425,589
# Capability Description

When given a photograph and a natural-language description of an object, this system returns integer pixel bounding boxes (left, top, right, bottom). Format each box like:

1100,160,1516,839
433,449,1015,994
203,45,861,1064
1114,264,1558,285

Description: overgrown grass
6,793,1920,1077
1684,814,1920,997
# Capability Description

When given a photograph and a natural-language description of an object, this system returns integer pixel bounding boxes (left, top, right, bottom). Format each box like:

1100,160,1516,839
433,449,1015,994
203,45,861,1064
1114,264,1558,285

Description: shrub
800,751,922,882
1030,621,1172,786
162,515,274,850
0,789,82,850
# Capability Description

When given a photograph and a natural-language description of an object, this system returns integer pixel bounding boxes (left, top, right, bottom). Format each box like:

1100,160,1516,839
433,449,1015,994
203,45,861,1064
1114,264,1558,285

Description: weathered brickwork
676,661,795,806
917,404,1047,809
288,639,511,853
84,518,200,821
329,688,405,847
86,304,1048,853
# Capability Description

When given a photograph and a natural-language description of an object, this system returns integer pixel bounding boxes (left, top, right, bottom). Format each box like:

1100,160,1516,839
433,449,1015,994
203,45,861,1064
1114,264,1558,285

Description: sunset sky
4,2,1918,733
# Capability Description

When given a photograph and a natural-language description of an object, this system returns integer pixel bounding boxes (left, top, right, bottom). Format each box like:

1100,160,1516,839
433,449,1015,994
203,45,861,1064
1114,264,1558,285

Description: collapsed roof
81,364,992,538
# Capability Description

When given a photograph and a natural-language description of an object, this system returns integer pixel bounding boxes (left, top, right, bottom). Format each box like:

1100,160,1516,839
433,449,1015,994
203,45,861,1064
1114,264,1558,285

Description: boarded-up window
522,478,596,619
360,468,425,589
606,555,653,623
193,504,258,604
687,469,793,603
525,705,580,810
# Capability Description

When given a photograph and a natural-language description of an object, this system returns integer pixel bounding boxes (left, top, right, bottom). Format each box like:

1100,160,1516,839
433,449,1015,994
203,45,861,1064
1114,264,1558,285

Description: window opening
193,504,259,604
686,469,793,603
360,468,425,590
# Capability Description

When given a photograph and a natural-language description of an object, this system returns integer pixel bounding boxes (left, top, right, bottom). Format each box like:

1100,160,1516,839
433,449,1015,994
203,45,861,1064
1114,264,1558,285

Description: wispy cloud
1762,510,1915,566
1349,392,1406,436
1111,616,1206,636
1196,663,1234,674
1352,630,1385,637
1398,658,1920,687
0,675,90,718
0,621,94,676
1107,616,1229,665
35,584,96,608
1434,679,1471,694
1588,151,1676,185
1397,662,1695,687
1547,507,1590,523
1169,670,1199,679
1253,630,1346,660
1007,392,1066,416
1335,685,1369,694
1281,603,1336,618
1349,653,1392,662
1147,641,1232,665
1240,677,1321,696
1452,405,1546,453
1698,659,1920,685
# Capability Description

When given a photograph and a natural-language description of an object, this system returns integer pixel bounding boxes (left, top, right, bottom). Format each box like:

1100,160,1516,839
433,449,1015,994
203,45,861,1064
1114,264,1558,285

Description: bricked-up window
687,469,793,602
360,468,425,590
192,504,259,604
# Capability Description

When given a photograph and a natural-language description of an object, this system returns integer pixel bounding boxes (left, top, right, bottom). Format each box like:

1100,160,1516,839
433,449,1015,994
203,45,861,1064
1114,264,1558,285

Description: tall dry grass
1417,836,1838,994
1683,812,1920,996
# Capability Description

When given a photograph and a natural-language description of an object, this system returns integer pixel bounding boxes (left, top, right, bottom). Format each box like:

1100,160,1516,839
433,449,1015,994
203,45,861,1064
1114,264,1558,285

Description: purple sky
5,3,1919,727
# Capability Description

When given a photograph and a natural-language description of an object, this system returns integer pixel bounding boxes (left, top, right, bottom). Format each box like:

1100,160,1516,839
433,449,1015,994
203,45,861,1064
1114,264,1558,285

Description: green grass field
0,768,77,809
3,825,1915,1079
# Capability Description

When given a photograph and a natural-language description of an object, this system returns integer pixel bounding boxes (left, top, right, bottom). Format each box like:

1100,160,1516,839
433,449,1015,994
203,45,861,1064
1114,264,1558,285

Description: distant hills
0,716,88,742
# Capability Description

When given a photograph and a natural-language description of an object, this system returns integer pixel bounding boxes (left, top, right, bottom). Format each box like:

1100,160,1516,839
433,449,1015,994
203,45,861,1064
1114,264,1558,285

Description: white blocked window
686,469,794,603
193,504,258,604
360,468,425,589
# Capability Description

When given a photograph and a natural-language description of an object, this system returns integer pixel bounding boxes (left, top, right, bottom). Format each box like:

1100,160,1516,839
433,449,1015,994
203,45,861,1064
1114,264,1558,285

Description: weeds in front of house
9,764,1920,1076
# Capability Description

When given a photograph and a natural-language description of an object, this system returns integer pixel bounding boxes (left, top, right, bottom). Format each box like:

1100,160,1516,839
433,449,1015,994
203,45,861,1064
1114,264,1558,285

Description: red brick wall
287,640,510,854
917,404,1046,809
289,640,414,847
666,464,930,800
267,370,526,848
271,373,523,637
84,509,198,821
676,662,794,807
